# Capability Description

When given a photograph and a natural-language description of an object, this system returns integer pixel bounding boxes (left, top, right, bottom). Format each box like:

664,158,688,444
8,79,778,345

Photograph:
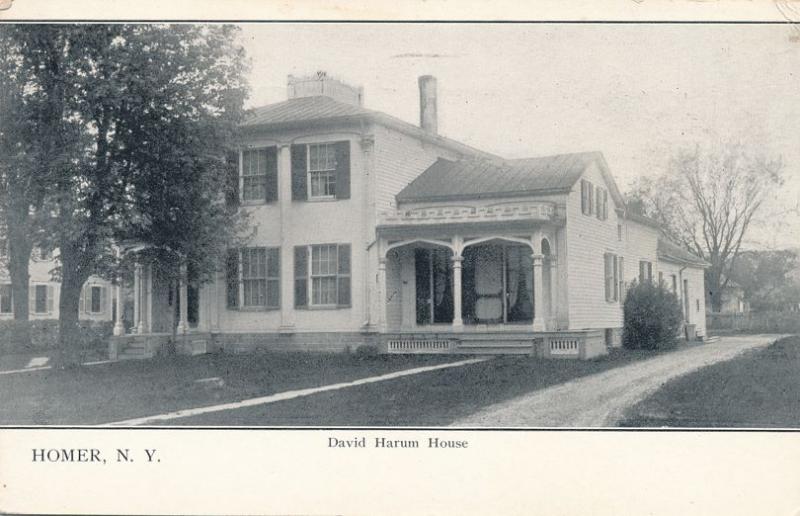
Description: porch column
113,275,124,336
548,257,558,331
377,257,387,331
451,254,464,331
531,253,545,331
176,262,189,334
134,262,145,334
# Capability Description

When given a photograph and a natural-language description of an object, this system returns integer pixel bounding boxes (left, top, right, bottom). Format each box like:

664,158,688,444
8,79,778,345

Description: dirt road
454,335,782,427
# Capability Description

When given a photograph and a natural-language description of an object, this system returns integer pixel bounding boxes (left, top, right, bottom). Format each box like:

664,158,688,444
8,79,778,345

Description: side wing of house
624,220,659,287
0,251,113,322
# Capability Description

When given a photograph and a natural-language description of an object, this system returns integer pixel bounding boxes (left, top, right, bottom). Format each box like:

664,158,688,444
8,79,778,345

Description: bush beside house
0,320,113,355
623,280,683,350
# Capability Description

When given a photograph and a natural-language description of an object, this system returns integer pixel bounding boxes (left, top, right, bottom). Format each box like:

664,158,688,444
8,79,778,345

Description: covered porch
108,245,216,359
376,201,564,331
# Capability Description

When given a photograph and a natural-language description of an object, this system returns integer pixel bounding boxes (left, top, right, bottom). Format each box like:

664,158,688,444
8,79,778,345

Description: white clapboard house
111,73,708,360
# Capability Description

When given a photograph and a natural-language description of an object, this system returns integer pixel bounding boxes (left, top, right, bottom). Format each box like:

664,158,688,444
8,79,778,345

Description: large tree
0,26,69,343
5,24,249,365
628,140,784,312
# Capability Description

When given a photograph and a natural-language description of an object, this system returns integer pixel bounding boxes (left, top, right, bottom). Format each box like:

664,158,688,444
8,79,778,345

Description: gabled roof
396,151,625,204
242,96,496,159
657,238,710,268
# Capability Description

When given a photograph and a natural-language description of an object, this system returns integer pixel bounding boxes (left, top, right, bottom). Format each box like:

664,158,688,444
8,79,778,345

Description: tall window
639,260,653,283
311,244,338,305
242,149,269,201
294,243,351,308
229,247,280,309
604,253,620,302
671,274,678,295
308,143,337,198
34,285,49,313
0,284,12,314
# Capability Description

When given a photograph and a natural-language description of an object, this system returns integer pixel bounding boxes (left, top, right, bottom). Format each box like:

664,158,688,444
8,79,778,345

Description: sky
239,23,799,249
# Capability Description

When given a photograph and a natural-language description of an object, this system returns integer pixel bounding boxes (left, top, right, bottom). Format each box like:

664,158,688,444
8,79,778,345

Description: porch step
703,336,720,344
455,340,534,355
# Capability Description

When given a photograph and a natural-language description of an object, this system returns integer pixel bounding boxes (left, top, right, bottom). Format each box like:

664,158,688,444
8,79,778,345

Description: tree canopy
2,24,250,364
627,139,784,312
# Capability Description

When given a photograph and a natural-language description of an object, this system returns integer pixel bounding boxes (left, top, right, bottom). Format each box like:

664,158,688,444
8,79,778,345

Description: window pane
91,286,101,312
0,284,11,313
35,285,47,313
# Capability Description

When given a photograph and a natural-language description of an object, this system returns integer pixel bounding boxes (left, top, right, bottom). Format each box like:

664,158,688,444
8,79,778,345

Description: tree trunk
55,249,88,368
6,214,33,347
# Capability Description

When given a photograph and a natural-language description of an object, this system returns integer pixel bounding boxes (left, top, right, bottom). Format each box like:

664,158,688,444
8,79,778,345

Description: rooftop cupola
287,71,364,106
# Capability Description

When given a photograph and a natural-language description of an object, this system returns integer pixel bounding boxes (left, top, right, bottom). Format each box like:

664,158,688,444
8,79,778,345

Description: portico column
548,257,558,331
377,257,387,332
134,262,145,334
176,262,189,334
277,143,295,333
451,254,464,331
531,253,545,331
113,276,124,336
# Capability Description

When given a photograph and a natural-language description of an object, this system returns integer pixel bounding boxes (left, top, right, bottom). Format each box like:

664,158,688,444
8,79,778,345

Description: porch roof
396,151,623,204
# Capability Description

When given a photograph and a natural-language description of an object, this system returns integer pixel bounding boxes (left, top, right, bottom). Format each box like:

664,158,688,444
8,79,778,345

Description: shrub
353,344,380,359
623,280,683,350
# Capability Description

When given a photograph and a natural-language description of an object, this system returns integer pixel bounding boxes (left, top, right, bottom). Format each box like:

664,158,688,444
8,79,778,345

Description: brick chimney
418,75,438,135
287,71,364,106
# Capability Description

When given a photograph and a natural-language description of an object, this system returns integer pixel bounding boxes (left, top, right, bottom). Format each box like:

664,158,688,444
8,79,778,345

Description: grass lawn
0,343,683,427
170,347,678,426
620,335,800,428
0,352,458,425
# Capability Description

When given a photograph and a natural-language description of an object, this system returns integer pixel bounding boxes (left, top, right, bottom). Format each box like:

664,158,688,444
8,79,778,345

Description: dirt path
454,335,783,427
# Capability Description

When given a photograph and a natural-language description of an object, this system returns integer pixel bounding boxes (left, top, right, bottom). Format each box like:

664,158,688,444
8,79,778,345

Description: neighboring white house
117,73,708,359
0,246,114,323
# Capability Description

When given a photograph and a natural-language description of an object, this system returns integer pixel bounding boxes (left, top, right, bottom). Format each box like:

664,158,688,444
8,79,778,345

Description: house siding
624,220,659,285
565,162,625,330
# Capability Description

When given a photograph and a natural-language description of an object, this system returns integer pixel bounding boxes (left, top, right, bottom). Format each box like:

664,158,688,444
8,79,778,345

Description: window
242,247,280,308
308,143,337,198
241,148,277,202
91,286,102,313
696,299,700,312
638,260,653,283
617,224,623,241
33,284,52,314
291,141,350,201
658,271,663,286
226,247,280,309
604,253,620,302
294,243,351,308
671,274,677,295
580,179,594,215
80,284,108,314
0,284,12,314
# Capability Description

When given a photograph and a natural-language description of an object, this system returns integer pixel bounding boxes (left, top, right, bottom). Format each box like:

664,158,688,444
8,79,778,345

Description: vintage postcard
0,2,799,514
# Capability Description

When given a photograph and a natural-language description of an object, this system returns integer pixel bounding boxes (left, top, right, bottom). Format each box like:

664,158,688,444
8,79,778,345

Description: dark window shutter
265,146,278,202
294,246,308,308
580,180,587,215
337,244,351,307
291,144,307,201
334,141,350,200
226,249,239,309
225,151,239,208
